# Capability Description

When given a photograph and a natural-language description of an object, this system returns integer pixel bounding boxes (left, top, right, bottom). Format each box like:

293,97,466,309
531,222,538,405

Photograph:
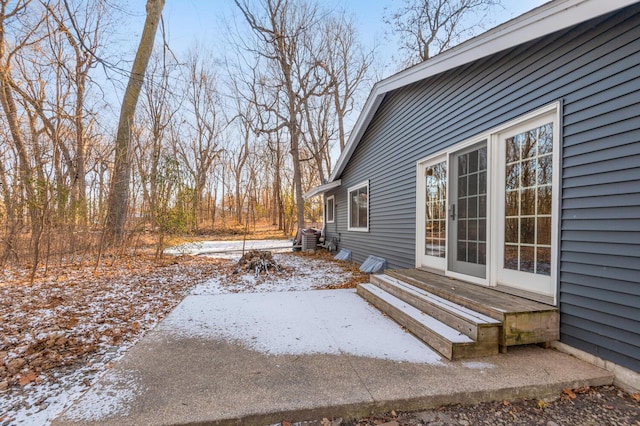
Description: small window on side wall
348,181,369,232
326,195,335,223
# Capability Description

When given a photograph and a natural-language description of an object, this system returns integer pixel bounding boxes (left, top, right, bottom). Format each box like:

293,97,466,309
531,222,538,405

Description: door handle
449,204,456,220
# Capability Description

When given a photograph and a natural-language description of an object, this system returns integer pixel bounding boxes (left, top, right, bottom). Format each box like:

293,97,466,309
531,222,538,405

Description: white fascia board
303,180,342,200
330,0,638,181
379,0,638,94
329,90,385,182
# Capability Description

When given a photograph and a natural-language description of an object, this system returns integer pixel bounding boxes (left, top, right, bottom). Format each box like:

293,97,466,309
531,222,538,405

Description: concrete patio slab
53,289,613,426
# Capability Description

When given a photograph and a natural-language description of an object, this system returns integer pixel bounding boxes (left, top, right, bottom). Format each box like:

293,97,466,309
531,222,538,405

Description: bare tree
45,0,109,227
234,0,323,232
322,15,373,152
135,51,181,231
0,0,378,267
104,0,165,244
0,0,48,275
386,0,502,66
179,48,223,230
229,108,252,225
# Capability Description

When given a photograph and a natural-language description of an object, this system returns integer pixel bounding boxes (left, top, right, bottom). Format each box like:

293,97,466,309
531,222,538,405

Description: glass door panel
448,142,487,279
425,161,447,259
503,124,553,276
497,117,556,297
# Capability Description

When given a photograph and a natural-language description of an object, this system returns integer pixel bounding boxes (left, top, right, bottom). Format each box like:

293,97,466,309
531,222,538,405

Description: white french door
419,156,447,271
417,103,560,303
493,112,559,298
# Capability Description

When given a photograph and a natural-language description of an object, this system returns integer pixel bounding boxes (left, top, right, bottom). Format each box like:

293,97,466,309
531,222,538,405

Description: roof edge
303,180,342,199
329,0,638,182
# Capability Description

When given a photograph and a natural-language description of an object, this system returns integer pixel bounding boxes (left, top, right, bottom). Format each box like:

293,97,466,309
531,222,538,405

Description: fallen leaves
18,371,37,386
0,248,360,390
0,254,223,391
562,386,593,401
631,393,640,403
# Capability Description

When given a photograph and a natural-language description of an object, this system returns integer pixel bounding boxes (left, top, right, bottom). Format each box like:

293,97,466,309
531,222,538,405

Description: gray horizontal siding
325,5,640,372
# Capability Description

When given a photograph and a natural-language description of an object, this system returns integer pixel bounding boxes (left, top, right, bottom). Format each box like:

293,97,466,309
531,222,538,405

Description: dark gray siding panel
324,6,640,371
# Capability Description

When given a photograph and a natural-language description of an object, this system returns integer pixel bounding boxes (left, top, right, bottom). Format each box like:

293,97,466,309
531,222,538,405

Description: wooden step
370,274,501,344
386,269,560,348
385,270,504,321
357,283,499,360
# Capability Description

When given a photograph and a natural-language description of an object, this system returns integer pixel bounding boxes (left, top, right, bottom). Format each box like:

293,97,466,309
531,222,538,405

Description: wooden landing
386,269,559,349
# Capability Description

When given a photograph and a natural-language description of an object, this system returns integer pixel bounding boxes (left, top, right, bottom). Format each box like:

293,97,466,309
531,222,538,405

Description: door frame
415,102,561,304
416,135,490,287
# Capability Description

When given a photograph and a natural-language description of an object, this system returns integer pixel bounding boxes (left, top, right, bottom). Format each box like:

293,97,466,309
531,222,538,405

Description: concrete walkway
53,290,613,426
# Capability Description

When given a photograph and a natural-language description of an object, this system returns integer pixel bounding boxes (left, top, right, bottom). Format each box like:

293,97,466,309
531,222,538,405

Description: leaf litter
0,248,367,425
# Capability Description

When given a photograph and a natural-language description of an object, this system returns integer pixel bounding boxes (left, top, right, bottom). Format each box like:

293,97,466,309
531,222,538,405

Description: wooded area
0,0,502,273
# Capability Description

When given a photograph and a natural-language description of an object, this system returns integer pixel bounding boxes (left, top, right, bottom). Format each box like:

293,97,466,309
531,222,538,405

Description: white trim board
325,195,335,224
303,180,341,199
347,180,370,232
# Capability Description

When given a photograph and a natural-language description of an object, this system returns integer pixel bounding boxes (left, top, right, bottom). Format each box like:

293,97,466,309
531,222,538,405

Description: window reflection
425,162,447,258
504,123,553,276
349,185,368,229
457,146,487,265
506,163,519,191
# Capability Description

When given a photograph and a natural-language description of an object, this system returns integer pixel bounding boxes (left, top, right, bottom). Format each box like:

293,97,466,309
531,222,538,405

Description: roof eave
329,0,638,182
303,180,342,200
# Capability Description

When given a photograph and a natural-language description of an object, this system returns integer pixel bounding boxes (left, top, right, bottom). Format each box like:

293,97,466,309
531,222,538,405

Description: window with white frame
348,181,369,231
325,195,335,223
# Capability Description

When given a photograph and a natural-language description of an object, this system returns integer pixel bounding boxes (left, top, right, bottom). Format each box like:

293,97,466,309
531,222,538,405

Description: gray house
306,0,640,385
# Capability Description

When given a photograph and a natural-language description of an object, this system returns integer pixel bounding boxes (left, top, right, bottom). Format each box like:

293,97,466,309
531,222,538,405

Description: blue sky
98,0,550,122
122,0,551,66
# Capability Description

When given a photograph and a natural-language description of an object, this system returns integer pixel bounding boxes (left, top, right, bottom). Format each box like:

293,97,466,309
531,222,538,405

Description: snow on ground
191,253,354,294
0,257,220,426
0,244,368,425
160,290,443,364
0,348,128,426
164,239,293,258
59,370,141,422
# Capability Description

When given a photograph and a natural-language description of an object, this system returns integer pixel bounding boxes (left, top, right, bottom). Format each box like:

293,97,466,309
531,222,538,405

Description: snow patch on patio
159,289,443,365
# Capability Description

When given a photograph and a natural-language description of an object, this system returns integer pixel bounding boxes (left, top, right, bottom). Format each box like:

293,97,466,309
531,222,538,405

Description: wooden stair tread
359,283,473,344
384,269,560,348
375,275,500,326
387,269,557,316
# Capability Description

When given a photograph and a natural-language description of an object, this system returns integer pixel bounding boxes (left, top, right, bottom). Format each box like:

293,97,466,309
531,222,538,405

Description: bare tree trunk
0,157,17,264
0,65,40,265
290,126,305,231
104,0,164,244
212,184,218,228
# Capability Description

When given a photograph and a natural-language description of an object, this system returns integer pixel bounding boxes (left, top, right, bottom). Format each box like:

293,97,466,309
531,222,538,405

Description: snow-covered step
370,274,501,344
358,283,498,360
